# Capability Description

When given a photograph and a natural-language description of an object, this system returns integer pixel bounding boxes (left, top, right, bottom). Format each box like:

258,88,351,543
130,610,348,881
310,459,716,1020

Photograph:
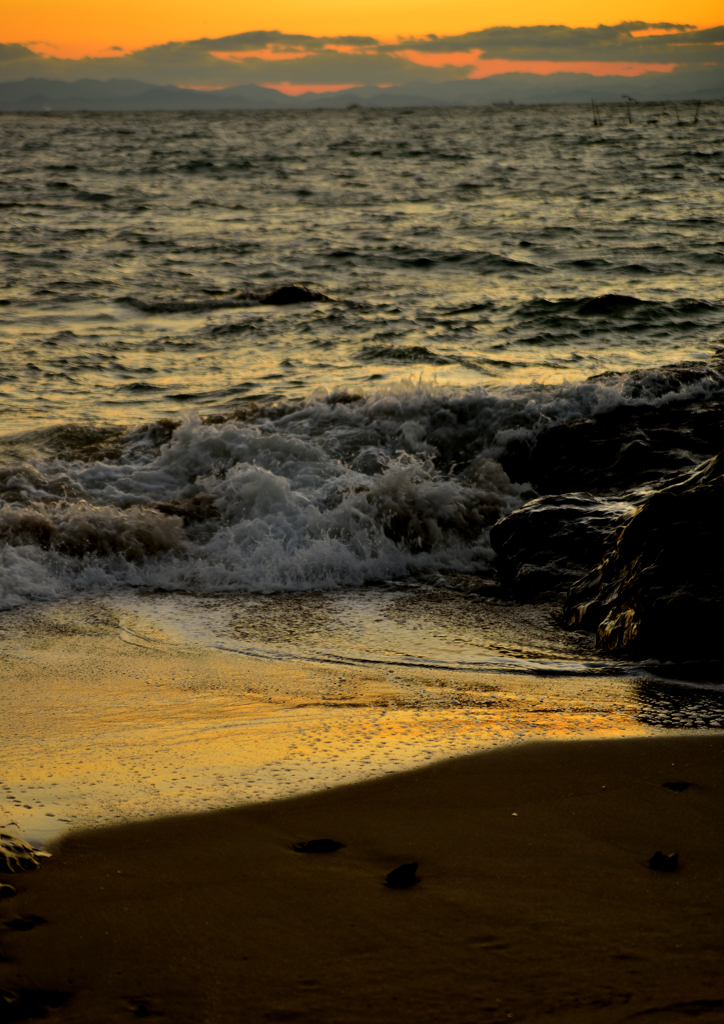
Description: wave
119,285,332,315
358,344,453,364
325,248,540,273
0,502,185,559
517,294,722,324
0,360,722,609
0,434,525,608
120,295,257,314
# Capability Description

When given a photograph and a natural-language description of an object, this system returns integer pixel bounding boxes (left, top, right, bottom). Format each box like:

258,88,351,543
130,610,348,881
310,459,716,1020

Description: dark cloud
684,25,724,40
0,43,38,60
616,21,696,29
202,31,379,49
387,22,722,61
0,23,721,88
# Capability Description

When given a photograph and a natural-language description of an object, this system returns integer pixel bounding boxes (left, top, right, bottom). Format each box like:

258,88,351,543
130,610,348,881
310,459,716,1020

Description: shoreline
0,594,661,845
2,732,723,1022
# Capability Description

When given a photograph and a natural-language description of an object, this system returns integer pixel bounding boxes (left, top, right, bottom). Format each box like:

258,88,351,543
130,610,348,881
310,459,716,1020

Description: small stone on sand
663,781,692,792
293,839,344,854
0,884,17,899
385,862,420,888
649,851,679,872
0,989,71,1018
5,914,46,931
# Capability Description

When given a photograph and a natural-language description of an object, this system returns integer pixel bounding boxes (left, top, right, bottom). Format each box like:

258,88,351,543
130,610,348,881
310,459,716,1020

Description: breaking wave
0,361,723,609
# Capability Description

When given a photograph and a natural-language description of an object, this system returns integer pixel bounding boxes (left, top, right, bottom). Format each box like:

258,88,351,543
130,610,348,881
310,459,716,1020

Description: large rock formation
499,371,724,497
490,361,724,661
562,452,724,660
490,493,633,601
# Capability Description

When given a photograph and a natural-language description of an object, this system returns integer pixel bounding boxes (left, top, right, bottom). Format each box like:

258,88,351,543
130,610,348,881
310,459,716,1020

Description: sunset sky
2,0,722,90
4,0,723,57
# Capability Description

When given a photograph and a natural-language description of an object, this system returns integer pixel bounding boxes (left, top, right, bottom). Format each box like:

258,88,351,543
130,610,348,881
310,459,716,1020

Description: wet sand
3,599,723,1021
0,595,662,844
2,733,723,1023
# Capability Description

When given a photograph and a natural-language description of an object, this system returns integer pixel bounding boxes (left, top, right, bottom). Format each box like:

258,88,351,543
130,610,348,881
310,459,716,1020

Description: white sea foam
0,367,721,609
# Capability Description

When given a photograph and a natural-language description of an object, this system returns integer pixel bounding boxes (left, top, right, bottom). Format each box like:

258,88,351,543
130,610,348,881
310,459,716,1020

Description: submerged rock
0,834,50,874
563,452,724,660
490,493,633,600
153,491,219,526
258,285,330,305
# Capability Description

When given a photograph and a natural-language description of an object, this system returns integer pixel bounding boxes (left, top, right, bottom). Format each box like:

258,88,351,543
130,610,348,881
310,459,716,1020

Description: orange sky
4,0,720,59
394,50,678,76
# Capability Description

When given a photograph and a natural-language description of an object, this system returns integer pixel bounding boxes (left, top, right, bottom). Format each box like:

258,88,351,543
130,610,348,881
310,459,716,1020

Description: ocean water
1,104,724,679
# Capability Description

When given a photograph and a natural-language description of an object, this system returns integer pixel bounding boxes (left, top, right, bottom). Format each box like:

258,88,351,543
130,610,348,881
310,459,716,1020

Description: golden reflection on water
0,596,654,847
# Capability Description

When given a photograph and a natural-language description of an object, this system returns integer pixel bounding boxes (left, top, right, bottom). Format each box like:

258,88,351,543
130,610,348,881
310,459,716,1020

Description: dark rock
385,862,420,888
153,492,218,526
0,885,16,899
258,285,330,305
563,452,724,660
490,492,633,600
576,294,645,316
0,835,50,874
649,851,679,872
663,781,692,792
293,839,344,854
130,1001,156,1018
499,375,724,496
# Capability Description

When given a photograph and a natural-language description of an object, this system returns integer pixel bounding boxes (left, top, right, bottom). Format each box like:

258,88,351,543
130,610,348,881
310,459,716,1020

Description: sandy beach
2,732,723,1023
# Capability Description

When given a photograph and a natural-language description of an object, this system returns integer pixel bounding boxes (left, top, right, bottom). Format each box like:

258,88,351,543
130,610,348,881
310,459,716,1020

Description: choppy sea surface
1,104,724,682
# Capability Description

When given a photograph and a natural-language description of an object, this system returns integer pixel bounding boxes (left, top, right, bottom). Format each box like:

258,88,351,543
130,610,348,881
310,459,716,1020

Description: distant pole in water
626,101,633,124
591,100,602,127
674,103,681,125
694,100,701,125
